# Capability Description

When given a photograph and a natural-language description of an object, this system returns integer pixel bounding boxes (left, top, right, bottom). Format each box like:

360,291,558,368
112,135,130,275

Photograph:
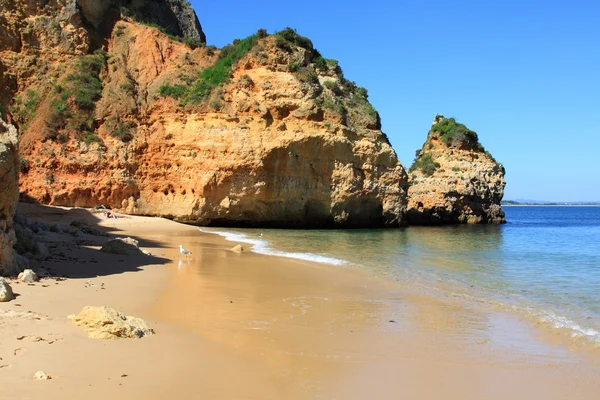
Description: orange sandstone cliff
1,2,408,228
407,116,506,225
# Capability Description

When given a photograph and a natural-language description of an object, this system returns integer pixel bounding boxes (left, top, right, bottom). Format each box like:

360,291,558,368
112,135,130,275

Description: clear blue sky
189,0,599,202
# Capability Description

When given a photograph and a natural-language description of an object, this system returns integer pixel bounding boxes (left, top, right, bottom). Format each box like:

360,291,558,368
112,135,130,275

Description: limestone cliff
407,116,505,225
2,3,407,227
0,120,20,275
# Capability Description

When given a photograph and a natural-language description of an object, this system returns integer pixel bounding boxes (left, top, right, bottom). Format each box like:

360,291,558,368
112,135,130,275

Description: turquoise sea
201,206,600,347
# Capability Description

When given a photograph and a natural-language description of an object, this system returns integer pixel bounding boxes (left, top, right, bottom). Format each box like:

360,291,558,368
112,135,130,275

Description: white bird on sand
179,244,192,257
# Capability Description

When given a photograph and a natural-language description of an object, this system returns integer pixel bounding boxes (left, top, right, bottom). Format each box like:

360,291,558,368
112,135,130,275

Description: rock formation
407,115,505,225
0,277,15,302
18,268,39,282
100,237,145,255
71,306,154,339
2,1,407,228
0,120,20,275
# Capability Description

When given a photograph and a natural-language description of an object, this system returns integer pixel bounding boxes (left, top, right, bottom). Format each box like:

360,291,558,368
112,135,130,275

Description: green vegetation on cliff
410,152,440,176
274,27,379,128
45,51,107,144
160,33,259,104
431,117,483,150
11,89,40,127
159,27,379,129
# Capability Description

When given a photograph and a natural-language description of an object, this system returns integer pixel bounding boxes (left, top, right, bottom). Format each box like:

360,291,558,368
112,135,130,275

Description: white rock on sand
231,244,244,253
33,371,51,380
100,237,145,255
71,306,154,339
0,277,14,302
18,269,39,282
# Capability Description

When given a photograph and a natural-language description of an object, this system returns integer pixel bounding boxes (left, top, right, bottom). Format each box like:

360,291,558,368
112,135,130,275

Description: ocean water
200,206,600,347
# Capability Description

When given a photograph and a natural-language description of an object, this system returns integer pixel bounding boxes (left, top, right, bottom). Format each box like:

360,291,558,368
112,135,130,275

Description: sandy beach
2,204,600,399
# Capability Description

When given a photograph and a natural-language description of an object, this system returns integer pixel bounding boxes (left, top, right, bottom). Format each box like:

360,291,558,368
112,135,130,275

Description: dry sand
1,204,600,399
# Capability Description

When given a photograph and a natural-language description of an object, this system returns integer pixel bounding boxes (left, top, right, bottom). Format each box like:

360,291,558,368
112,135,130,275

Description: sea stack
407,115,506,225
3,0,407,228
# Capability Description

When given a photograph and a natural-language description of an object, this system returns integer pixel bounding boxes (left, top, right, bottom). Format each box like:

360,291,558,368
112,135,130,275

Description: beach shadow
17,203,171,279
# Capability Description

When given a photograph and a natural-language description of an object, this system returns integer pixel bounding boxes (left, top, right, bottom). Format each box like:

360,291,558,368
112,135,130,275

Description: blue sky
189,1,599,201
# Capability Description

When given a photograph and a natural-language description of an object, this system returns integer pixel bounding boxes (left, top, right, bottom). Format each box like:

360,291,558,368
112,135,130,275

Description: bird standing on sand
179,244,192,257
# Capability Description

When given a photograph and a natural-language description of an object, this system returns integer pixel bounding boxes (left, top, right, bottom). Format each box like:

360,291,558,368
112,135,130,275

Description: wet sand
2,204,600,399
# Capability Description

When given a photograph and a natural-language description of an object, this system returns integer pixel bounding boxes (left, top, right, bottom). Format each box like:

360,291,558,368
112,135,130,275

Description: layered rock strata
3,4,407,227
407,116,505,225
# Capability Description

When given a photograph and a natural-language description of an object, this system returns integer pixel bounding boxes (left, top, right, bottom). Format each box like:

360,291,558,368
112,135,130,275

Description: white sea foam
198,228,347,266
539,311,600,343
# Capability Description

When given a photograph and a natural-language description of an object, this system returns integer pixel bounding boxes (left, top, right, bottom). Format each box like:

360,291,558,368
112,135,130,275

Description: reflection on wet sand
149,229,600,399
154,235,392,396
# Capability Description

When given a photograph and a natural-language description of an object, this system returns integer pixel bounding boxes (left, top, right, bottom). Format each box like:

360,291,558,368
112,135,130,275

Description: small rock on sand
71,306,154,339
0,277,14,302
33,370,51,380
18,269,39,282
100,237,144,256
231,244,244,253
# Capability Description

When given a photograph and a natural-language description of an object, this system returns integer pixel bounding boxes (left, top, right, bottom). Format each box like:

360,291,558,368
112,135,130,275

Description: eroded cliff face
77,0,205,44
0,120,20,275
407,116,505,225
3,6,407,227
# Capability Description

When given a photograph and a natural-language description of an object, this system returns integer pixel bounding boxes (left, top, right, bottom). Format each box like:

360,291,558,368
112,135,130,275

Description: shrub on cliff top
432,117,482,149
274,27,314,51
257,28,268,39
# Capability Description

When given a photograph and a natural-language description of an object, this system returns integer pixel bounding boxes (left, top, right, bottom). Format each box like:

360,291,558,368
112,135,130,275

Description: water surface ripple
202,206,600,348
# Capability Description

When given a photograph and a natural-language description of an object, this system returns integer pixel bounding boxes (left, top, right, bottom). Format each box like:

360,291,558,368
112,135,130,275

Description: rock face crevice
0,120,20,275
407,116,505,225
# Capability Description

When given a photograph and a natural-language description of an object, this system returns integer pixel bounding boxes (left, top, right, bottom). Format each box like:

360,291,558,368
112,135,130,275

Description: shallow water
201,206,600,349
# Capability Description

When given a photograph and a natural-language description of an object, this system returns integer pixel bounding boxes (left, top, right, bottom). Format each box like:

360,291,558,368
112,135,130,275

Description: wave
198,228,348,266
538,311,600,345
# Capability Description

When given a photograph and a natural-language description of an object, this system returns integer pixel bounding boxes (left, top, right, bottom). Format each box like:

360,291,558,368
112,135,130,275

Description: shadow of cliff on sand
17,203,171,279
